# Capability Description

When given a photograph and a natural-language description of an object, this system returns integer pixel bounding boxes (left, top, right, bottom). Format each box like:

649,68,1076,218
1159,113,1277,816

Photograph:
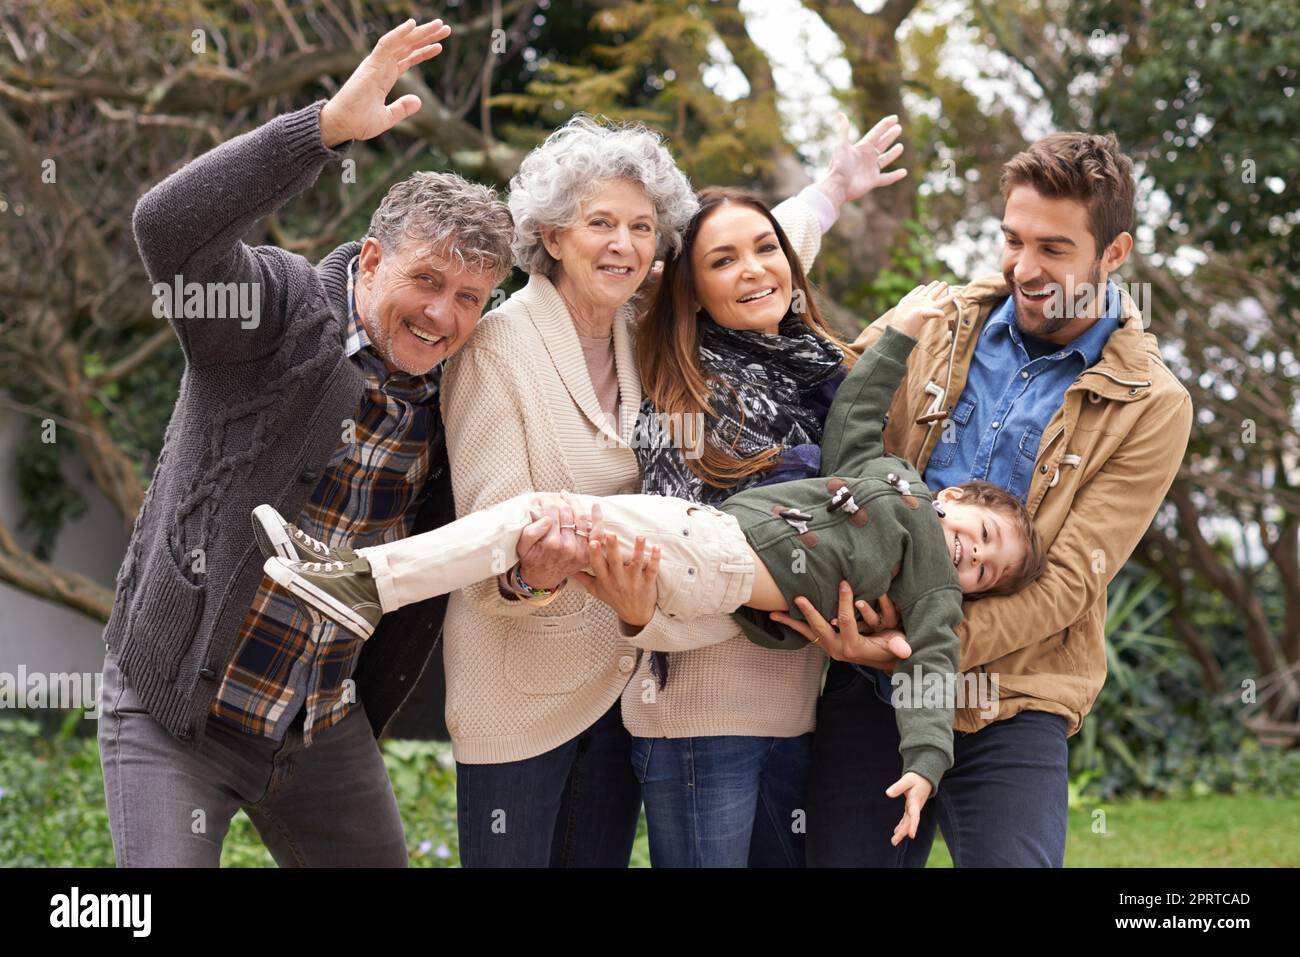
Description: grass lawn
924,794,1300,867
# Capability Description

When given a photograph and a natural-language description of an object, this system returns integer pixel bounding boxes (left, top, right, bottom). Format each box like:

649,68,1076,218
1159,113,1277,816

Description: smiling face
935,487,1027,594
690,202,794,335
543,178,657,322
354,237,495,374
1000,185,1129,345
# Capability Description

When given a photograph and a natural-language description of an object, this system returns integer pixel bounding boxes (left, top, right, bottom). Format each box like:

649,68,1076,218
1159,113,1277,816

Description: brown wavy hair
636,187,857,490
999,132,1135,257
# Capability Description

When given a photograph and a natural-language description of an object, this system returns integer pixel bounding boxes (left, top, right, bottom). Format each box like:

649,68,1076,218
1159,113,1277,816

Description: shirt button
992,421,1000,429
617,655,635,673
1021,371,1030,379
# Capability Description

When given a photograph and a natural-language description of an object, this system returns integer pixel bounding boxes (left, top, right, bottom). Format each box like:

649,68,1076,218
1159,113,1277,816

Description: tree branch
0,510,115,623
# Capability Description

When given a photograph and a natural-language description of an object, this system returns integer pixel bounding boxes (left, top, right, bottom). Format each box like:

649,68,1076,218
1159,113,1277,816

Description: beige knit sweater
440,197,825,763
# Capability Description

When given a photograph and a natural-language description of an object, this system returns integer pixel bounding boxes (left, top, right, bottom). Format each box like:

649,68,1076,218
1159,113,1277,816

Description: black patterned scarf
634,311,845,685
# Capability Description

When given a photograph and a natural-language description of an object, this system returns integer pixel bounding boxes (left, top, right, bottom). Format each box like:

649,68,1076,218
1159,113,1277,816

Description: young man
797,132,1193,867
98,19,516,866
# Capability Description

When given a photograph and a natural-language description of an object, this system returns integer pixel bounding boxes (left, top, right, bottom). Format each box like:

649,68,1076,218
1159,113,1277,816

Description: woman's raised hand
814,112,908,211
319,19,452,147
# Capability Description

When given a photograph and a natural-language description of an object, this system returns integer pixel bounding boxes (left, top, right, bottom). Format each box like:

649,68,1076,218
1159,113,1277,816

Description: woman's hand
813,112,908,211
570,502,663,628
319,19,452,147
769,581,912,669
889,280,953,339
886,771,933,846
513,494,591,591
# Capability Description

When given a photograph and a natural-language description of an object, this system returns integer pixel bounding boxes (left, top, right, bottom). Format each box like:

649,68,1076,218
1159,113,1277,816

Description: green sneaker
263,555,382,640
251,504,356,563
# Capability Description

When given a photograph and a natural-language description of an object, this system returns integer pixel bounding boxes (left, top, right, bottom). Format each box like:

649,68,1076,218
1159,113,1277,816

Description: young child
255,283,1045,808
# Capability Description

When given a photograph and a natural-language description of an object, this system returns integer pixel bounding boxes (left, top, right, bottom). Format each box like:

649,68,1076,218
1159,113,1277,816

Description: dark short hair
953,480,1047,598
999,132,1136,258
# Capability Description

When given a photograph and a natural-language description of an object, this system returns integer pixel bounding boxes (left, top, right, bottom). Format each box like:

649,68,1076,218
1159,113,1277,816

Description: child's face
935,489,1026,594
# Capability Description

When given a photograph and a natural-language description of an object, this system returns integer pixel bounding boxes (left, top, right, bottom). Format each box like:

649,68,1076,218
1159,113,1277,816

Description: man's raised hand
319,19,452,147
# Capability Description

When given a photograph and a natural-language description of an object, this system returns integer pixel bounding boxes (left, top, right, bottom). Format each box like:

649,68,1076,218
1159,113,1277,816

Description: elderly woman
440,112,843,866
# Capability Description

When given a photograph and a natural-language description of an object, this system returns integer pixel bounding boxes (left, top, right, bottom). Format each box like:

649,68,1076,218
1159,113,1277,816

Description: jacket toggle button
828,485,860,514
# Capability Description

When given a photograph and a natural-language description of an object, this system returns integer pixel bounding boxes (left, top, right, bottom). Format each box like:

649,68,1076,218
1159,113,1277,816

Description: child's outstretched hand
889,280,953,339
885,771,933,846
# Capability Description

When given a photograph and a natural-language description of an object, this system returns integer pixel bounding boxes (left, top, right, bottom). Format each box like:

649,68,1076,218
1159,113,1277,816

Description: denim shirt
858,282,1121,702
922,282,1122,504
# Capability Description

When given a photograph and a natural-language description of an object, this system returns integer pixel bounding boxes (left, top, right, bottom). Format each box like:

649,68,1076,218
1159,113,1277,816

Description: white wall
0,410,129,675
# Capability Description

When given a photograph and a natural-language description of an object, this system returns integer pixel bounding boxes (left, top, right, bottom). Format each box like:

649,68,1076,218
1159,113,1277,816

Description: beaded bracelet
510,564,566,606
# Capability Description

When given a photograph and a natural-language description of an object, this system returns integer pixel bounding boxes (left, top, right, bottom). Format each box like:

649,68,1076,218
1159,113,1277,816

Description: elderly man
98,19,513,866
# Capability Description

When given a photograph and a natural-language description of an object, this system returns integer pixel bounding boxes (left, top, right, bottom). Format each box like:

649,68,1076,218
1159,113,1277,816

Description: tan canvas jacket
849,274,1192,735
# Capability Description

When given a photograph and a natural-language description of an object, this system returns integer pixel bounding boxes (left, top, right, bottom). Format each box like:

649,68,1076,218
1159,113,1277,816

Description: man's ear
1101,231,1133,275
358,237,384,285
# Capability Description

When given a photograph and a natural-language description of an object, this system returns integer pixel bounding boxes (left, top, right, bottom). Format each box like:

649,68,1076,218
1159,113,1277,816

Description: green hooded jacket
720,326,963,791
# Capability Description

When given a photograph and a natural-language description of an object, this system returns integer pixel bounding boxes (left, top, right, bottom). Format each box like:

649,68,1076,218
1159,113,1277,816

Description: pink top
577,332,621,426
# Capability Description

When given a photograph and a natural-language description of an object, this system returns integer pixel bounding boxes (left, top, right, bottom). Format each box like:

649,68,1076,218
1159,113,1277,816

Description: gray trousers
97,651,408,867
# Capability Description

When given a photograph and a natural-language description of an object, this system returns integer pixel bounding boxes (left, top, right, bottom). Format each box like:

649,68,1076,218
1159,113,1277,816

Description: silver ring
559,523,577,530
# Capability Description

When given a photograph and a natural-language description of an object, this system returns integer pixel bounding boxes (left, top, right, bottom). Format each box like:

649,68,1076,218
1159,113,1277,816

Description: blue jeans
806,661,1069,867
455,700,641,867
631,733,813,868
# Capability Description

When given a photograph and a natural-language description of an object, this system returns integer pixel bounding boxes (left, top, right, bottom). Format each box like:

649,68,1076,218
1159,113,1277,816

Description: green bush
1070,564,1300,800
0,716,115,867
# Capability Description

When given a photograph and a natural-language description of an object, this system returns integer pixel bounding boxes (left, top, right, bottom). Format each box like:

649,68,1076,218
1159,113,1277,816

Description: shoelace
291,527,332,555
300,560,349,573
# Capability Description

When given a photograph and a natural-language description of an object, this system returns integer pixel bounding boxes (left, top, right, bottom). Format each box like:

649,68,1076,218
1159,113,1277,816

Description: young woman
593,175,907,867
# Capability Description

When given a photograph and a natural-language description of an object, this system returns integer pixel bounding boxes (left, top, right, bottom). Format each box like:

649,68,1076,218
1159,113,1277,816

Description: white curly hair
507,114,699,278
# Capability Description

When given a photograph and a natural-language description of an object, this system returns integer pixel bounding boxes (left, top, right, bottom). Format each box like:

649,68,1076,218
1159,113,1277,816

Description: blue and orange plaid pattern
210,260,442,743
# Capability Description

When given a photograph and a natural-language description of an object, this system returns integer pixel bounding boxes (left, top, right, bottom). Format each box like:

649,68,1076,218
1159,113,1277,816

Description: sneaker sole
251,505,295,561
263,557,377,640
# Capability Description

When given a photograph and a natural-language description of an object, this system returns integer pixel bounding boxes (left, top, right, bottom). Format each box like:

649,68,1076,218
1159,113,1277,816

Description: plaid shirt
210,259,442,744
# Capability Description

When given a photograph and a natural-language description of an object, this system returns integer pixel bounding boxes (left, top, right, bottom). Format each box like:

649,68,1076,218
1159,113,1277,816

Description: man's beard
1007,259,1103,338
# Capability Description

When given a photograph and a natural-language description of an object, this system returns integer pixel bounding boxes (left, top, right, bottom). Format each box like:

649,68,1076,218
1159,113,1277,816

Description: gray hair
366,171,515,282
508,114,699,278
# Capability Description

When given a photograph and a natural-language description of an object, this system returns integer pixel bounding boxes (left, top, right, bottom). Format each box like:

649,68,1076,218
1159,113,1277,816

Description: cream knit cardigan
440,197,826,763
